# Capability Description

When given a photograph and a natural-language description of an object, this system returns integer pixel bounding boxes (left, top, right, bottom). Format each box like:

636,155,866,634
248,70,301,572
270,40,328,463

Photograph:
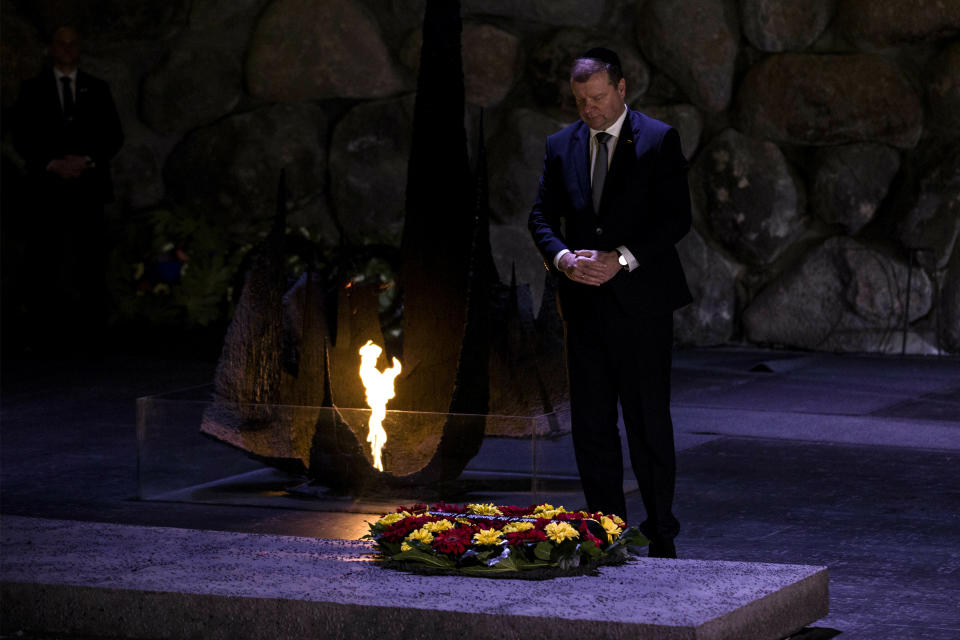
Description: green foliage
392,548,455,569
580,539,603,558
534,541,554,561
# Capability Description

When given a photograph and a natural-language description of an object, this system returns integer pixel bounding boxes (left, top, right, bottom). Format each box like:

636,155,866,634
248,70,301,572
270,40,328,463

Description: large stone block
636,0,740,112
15,0,190,45
110,123,165,210
188,0,272,37
744,237,933,352
926,42,960,136
738,54,924,149
141,45,243,134
487,108,566,226
838,0,960,49
246,0,405,101
941,244,960,353
528,30,650,114
0,9,43,109
739,0,835,52
329,96,415,244
691,128,806,266
675,228,740,345
898,147,960,270
811,144,901,234
399,23,522,109
635,103,703,160
462,24,523,108
163,103,331,231
462,0,608,27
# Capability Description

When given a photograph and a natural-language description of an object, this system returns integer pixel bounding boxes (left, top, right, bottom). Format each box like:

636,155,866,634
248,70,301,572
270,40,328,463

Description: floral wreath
364,502,648,578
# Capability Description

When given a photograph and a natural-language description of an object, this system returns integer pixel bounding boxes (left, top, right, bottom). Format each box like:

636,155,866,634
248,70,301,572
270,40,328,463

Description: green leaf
534,541,554,561
614,527,650,549
392,548,454,569
460,555,520,574
514,557,554,570
475,549,497,562
581,539,603,558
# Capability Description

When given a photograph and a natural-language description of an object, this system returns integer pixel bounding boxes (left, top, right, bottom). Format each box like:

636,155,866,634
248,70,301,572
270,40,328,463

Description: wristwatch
616,250,629,271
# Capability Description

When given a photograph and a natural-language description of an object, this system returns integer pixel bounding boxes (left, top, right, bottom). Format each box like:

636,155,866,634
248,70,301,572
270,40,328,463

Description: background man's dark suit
529,104,692,553
13,66,124,351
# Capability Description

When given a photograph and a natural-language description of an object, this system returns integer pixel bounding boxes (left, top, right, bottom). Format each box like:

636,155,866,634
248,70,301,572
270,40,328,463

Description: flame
358,339,402,472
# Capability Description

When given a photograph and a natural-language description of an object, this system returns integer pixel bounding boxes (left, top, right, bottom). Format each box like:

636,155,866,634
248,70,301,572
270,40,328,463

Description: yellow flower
600,516,623,543
533,504,568,519
376,511,410,527
501,521,535,534
544,521,579,543
400,542,412,552
456,517,473,525
466,503,503,516
423,519,455,533
405,527,434,545
472,528,504,545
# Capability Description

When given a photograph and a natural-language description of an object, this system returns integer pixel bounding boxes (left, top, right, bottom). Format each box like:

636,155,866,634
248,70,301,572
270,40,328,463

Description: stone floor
2,346,959,639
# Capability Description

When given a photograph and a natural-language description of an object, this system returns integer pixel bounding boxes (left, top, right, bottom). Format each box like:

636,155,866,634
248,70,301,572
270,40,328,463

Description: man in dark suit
528,48,692,558
13,25,124,353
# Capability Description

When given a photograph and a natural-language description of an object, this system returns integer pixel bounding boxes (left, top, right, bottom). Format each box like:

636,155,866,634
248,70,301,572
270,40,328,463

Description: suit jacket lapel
46,70,63,114
602,110,639,208
572,124,592,211
75,71,91,109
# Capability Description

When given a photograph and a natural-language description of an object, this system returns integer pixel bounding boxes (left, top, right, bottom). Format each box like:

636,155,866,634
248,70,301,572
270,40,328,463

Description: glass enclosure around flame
136,384,577,512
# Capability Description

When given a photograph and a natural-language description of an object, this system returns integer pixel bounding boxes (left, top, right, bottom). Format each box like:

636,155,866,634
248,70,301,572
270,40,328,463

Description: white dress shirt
554,104,639,272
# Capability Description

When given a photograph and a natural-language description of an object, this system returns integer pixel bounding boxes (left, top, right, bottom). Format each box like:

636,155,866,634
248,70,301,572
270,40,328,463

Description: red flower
380,515,436,542
578,521,604,547
432,527,472,555
499,505,535,517
533,518,551,530
505,528,547,547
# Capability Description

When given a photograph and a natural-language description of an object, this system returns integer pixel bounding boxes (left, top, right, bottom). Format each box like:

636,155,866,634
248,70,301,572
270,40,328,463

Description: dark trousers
565,291,679,542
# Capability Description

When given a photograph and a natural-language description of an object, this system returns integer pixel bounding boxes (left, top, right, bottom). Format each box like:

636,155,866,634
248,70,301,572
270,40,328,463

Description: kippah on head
581,47,621,71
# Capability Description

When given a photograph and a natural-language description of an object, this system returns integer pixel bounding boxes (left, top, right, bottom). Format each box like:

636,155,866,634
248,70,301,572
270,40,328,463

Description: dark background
1,0,957,358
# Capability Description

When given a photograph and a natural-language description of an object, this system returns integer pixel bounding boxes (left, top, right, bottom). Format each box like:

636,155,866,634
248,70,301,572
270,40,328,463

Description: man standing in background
528,48,692,558
13,25,124,354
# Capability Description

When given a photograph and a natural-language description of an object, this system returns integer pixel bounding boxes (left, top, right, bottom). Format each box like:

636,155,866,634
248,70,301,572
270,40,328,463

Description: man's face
571,72,626,131
50,27,80,71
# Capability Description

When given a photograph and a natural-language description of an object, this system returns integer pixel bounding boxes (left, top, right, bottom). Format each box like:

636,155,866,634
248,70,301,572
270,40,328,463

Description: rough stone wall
2,0,957,354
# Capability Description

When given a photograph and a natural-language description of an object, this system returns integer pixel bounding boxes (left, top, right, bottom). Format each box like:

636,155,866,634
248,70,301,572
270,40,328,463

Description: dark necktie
60,76,74,121
592,131,611,212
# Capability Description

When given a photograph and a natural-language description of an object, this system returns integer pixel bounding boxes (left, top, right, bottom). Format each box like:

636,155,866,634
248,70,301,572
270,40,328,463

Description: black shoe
648,539,677,559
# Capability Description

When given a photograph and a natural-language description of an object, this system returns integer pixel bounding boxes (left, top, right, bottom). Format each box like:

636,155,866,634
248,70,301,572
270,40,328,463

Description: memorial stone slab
2,516,830,640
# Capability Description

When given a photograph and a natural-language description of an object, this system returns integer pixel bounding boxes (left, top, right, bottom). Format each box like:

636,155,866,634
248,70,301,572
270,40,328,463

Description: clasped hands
47,155,94,179
560,249,620,286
